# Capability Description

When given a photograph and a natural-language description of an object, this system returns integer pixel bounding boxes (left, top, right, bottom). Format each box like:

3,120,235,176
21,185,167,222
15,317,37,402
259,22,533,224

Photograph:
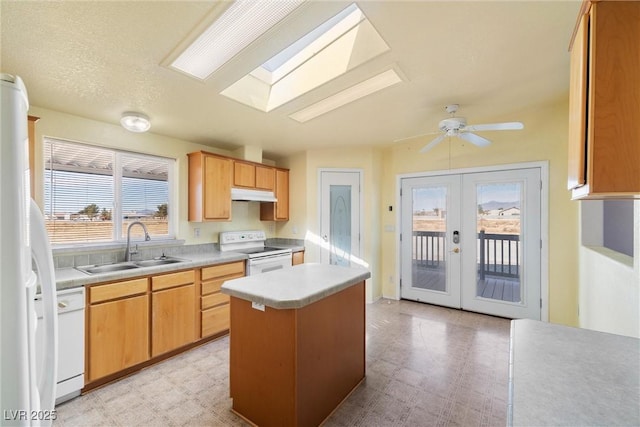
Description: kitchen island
221,263,371,427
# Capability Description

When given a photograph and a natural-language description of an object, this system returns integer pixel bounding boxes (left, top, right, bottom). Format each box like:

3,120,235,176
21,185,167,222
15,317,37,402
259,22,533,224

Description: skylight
220,3,391,113
169,0,305,80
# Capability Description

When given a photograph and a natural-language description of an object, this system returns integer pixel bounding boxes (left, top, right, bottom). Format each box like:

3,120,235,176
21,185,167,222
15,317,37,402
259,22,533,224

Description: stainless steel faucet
125,221,151,261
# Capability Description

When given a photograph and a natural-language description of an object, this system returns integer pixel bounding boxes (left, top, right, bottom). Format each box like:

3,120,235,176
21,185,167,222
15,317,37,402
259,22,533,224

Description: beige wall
276,100,579,325
33,101,582,327
377,99,579,326
30,106,271,245
278,147,383,302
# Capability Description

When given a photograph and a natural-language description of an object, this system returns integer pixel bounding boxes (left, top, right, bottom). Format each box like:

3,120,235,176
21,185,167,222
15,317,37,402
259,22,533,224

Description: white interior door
319,170,361,266
401,167,542,320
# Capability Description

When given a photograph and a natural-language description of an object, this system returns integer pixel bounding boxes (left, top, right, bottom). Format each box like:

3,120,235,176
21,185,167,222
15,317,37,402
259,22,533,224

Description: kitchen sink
76,257,187,275
76,263,140,275
134,257,186,267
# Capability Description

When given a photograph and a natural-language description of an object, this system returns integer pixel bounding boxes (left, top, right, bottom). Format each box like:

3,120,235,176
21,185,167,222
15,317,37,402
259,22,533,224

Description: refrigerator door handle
29,199,58,420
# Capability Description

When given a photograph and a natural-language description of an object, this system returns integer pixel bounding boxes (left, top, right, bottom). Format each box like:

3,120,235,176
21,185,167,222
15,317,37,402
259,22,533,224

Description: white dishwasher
35,287,85,404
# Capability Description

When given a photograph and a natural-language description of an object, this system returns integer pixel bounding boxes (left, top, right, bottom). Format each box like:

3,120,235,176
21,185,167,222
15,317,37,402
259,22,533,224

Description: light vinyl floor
54,299,511,426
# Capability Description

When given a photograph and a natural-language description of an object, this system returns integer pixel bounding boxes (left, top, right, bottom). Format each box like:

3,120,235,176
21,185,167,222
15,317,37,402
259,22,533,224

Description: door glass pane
329,184,351,266
412,186,447,292
475,182,522,303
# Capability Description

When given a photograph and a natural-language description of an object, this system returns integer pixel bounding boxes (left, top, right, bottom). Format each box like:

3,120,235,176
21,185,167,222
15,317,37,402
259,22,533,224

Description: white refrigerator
1,74,58,426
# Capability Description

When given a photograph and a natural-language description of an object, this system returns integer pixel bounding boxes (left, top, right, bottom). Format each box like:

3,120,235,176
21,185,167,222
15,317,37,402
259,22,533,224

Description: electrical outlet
292,225,298,235
194,227,200,238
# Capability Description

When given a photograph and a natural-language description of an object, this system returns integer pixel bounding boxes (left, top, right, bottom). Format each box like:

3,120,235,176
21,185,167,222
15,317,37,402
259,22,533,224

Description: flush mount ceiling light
169,0,305,80
120,112,151,133
289,69,403,123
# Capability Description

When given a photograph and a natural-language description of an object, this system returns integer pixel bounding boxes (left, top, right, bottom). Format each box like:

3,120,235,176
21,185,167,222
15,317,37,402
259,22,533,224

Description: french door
400,167,541,319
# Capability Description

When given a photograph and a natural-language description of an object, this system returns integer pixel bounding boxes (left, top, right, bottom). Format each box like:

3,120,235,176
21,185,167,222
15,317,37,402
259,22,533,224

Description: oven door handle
249,253,292,265
262,264,284,273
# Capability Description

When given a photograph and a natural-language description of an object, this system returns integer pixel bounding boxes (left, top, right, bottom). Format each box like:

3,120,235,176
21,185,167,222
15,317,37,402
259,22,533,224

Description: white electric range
219,230,292,275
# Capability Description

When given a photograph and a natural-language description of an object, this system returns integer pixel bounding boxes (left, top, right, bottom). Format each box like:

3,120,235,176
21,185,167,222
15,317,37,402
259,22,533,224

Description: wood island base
228,281,365,427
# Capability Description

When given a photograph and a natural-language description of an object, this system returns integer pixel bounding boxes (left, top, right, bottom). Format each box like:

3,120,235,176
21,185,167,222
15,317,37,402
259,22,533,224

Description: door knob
323,235,328,242
452,247,460,253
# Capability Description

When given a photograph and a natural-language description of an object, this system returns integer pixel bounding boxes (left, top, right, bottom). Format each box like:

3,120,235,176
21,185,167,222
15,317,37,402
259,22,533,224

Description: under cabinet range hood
231,187,277,202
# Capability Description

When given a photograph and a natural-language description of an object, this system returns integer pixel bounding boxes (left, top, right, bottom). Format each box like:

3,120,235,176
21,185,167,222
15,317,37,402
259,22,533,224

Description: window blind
43,138,174,245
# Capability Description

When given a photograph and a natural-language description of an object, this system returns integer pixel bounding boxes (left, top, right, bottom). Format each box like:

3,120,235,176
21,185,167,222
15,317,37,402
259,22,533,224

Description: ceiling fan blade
463,122,524,132
458,132,491,147
419,134,446,153
393,130,440,143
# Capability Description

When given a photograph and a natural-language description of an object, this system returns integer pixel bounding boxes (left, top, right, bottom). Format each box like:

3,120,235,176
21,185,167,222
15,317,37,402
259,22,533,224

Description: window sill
52,238,185,256
582,245,634,269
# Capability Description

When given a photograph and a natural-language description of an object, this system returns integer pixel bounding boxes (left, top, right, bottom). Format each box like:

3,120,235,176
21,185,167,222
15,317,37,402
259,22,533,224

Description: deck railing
412,230,520,279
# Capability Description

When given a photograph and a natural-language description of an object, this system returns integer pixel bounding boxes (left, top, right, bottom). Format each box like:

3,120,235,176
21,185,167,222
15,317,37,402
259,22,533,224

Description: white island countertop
220,263,370,309
508,319,640,426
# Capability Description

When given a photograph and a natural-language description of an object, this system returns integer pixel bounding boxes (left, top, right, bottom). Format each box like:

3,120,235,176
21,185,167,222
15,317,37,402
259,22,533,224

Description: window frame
43,137,177,246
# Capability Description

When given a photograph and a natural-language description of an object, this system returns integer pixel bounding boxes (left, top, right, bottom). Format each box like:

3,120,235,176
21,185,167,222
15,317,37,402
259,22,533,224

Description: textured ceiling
0,1,581,159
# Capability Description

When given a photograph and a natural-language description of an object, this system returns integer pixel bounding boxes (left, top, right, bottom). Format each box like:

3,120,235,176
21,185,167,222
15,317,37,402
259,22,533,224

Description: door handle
453,230,460,244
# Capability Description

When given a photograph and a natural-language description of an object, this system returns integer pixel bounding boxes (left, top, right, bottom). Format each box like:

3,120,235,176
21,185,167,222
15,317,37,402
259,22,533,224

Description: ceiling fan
396,104,524,153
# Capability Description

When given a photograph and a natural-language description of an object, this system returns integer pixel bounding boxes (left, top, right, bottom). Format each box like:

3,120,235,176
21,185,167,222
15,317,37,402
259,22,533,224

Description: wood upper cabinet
188,151,232,221
567,0,640,199
234,161,276,191
233,161,256,188
261,168,289,221
28,115,39,198
151,270,196,357
189,151,289,220
255,165,275,191
87,278,150,382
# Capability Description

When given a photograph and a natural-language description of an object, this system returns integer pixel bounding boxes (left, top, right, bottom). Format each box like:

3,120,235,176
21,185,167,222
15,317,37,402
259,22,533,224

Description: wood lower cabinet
86,262,245,388
151,271,196,357
188,151,233,221
567,0,640,199
292,251,304,265
260,168,289,221
200,261,245,338
87,278,149,383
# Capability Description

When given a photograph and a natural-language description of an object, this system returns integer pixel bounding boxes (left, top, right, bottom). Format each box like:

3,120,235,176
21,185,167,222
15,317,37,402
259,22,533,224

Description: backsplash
52,242,218,269
266,238,305,247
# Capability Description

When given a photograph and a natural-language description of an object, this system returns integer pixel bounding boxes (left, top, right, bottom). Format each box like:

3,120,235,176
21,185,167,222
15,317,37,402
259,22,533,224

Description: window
44,138,175,245
220,3,392,113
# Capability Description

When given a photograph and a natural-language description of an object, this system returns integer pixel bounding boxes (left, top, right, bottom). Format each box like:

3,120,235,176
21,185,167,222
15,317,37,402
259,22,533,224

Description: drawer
201,278,227,296
89,278,148,304
201,292,230,310
201,261,244,281
151,270,194,291
201,304,230,337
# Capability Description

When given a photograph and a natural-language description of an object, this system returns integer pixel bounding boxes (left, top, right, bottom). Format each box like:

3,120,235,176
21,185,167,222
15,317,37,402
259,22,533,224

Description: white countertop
54,251,248,290
508,319,640,426
220,263,370,309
